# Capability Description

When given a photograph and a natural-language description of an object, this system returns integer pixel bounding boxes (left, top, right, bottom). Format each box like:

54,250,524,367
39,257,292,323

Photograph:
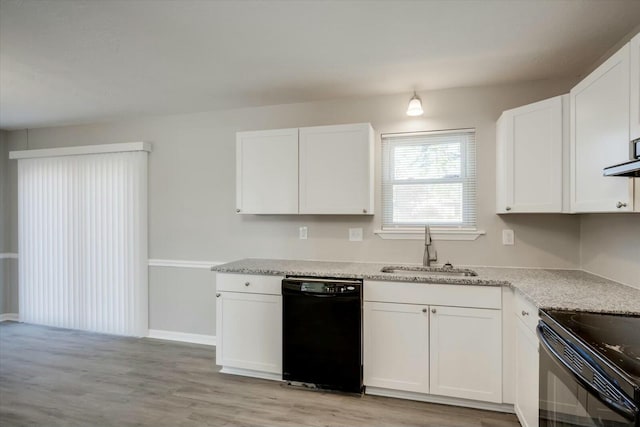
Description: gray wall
1,130,6,313
580,214,640,289
1,130,18,315
4,78,589,334
1,130,6,251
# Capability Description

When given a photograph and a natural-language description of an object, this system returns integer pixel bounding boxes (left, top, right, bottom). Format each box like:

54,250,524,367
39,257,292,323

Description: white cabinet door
299,123,374,214
496,95,566,213
216,291,282,375
429,306,502,403
570,44,633,212
363,302,429,393
631,33,640,142
236,128,298,214
514,317,539,427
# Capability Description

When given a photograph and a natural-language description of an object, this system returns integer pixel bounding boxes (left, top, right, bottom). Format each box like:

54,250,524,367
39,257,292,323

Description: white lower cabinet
515,318,539,427
215,273,283,379
513,293,540,427
364,302,429,393
429,306,502,403
363,281,503,406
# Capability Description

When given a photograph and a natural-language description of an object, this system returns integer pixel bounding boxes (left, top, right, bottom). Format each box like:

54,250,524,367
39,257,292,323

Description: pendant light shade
406,92,424,116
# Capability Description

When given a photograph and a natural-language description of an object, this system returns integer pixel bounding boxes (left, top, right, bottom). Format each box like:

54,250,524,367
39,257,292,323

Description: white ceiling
1,0,639,130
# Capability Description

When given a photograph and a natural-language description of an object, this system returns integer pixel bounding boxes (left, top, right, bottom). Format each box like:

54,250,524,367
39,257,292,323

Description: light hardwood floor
0,322,521,427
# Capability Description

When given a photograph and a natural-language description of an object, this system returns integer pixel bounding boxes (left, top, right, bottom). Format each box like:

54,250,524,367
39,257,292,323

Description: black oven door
538,323,639,427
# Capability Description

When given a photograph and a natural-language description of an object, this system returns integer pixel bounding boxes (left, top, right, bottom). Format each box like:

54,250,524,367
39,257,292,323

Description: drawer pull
245,282,250,287
422,308,427,313
505,206,512,211
431,308,437,314
216,293,221,298
616,201,627,209
522,310,529,317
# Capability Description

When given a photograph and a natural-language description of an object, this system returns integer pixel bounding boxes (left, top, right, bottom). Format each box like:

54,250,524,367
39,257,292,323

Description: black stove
546,310,640,384
539,309,640,426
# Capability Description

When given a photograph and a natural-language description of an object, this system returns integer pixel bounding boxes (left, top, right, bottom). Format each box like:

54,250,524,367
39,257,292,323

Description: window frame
376,129,485,241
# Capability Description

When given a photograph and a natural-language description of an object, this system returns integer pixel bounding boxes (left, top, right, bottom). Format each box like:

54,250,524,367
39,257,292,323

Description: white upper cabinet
236,128,299,214
631,33,640,142
299,123,374,214
236,123,374,215
496,95,568,213
570,43,633,212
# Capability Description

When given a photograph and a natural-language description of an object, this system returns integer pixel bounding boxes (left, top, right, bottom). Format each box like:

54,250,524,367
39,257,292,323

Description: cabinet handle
505,206,512,211
522,310,529,317
236,208,241,213
422,308,427,313
616,201,627,209
363,209,368,214
244,282,250,287
431,308,437,314
216,293,221,298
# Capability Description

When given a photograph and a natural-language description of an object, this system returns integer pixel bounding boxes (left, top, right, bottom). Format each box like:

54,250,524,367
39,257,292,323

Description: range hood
603,139,640,177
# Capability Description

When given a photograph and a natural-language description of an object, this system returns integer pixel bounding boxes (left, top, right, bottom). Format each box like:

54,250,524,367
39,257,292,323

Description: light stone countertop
212,258,640,316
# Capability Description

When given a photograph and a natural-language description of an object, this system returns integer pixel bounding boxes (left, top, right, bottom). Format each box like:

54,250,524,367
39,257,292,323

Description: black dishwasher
282,277,363,393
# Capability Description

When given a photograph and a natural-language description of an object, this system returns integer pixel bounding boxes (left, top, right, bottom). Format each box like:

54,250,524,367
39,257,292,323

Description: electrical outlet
299,226,308,240
502,229,514,245
349,228,363,242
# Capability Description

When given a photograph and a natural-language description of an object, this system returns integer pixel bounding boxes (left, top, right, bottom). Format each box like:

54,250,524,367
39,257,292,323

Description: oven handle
536,324,638,421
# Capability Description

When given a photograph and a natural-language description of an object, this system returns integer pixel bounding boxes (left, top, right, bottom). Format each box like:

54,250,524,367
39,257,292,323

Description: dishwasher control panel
283,277,362,295
300,283,356,294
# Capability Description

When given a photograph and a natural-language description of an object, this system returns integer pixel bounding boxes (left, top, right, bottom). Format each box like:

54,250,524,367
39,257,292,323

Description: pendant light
406,91,424,116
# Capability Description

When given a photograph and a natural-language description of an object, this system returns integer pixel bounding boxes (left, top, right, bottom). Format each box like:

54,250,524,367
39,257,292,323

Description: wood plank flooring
0,322,521,427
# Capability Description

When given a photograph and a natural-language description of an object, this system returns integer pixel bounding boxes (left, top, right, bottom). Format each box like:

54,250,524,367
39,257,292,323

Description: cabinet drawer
364,281,501,309
216,273,284,295
514,292,539,333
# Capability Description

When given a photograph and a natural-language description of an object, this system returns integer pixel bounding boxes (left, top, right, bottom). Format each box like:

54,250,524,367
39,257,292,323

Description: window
381,129,476,231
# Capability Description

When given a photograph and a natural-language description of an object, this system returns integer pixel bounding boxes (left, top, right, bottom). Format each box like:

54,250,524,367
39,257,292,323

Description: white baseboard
147,329,216,346
220,366,283,382
365,386,515,414
0,313,19,322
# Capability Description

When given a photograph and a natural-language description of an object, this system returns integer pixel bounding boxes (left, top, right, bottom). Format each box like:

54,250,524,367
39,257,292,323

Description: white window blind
381,129,476,229
17,149,149,337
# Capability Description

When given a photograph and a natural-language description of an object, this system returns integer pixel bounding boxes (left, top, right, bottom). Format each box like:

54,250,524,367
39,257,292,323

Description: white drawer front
364,281,501,309
514,292,539,333
216,273,283,295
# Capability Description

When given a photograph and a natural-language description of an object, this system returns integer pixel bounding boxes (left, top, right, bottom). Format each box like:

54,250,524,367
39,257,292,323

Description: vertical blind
381,129,477,229
18,151,148,336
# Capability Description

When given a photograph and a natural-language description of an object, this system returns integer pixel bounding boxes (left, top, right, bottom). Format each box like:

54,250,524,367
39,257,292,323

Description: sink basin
380,266,478,277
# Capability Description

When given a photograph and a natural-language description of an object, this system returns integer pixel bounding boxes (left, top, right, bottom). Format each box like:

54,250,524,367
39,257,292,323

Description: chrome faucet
423,225,437,267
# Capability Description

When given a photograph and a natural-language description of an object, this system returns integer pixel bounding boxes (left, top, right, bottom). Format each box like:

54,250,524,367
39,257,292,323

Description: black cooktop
545,310,640,384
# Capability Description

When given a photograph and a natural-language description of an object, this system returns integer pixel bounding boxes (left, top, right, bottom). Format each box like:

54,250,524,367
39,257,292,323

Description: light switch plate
502,229,514,245
299,226,308,240
349,228,363,242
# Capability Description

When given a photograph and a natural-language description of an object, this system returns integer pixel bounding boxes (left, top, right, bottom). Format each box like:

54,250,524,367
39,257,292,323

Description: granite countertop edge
212,266,509,286
211,259,640,316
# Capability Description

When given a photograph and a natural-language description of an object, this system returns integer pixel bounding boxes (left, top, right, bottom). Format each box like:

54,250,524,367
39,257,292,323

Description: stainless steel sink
380,266,478,277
